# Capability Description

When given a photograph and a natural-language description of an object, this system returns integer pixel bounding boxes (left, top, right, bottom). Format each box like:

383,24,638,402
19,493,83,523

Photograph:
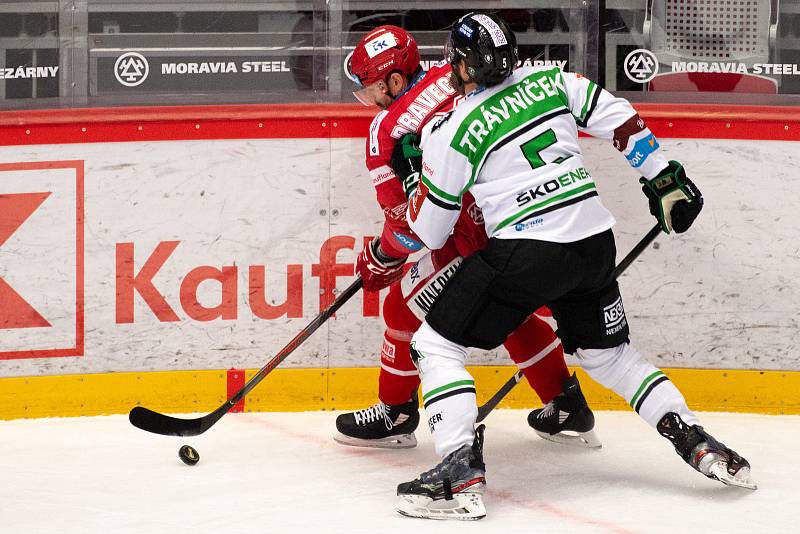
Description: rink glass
0,1,798,109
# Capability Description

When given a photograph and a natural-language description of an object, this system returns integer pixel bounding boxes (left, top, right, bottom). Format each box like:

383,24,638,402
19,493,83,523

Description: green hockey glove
640,160,703,234
391,133,423,198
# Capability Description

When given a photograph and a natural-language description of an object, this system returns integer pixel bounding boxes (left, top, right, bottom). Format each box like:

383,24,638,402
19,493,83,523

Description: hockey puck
178,445,200,466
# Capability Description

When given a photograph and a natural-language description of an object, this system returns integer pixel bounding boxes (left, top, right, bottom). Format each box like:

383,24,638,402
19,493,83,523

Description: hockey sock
378,330,421,406
577,343,699,428
504,316,569,403
413,322,477,458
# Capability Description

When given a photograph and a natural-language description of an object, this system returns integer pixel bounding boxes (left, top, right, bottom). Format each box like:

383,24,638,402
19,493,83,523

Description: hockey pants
378,280,569,406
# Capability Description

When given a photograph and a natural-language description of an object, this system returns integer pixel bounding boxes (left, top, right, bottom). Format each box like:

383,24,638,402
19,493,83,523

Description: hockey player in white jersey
393,12,755,521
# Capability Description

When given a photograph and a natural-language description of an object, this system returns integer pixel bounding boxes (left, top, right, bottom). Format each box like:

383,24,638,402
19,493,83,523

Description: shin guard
378,283,423,406
378,331,421,406
577,343,699,428
413,322,477,458
504,314,570,404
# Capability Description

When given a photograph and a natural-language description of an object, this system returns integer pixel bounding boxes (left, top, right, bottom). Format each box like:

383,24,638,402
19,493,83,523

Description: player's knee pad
410,321,469,375
382,282,421,340
576,342,642,390
550,281,630,354
426,253,531,350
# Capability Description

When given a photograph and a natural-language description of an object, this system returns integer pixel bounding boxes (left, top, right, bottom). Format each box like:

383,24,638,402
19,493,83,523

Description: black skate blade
129,406,208,437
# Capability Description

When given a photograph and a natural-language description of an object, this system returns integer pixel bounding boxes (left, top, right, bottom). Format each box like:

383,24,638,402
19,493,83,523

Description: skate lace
353,402,393,430
537,401,556,419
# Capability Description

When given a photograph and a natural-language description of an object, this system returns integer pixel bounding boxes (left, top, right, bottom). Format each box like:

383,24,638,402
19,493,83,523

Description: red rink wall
1,103,798,145
0,103,799,417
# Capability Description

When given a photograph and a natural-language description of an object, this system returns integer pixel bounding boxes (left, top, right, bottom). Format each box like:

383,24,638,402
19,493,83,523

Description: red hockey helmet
346,25,420,106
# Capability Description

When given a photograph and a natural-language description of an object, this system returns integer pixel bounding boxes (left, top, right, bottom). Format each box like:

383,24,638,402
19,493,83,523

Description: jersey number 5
520,128,570,170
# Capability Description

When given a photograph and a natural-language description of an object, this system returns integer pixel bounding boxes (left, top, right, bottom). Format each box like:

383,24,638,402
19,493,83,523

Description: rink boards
0,104,798,418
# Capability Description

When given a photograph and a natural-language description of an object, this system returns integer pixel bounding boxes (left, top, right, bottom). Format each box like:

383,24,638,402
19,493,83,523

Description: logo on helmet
472,14,508,47
365,33,398,58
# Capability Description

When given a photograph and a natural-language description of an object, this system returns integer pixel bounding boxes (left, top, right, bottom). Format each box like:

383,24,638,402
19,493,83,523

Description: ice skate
657,412,757,490
334,394,419,449
527,372,602,448
396,424,487,521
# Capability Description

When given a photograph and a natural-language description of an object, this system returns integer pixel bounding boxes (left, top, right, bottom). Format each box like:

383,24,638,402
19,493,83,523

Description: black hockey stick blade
476,223,662,421
129,277,364,437
129,404,227,437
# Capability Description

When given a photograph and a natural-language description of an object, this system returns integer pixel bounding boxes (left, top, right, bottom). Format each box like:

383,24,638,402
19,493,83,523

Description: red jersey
365,64,487,264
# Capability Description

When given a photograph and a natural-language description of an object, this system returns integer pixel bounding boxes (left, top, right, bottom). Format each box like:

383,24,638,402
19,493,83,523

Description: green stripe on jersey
629,371,667,408
421,174,460,204
423,379,476,402
450,68,569,178
578,81,597,122
495,181,597,231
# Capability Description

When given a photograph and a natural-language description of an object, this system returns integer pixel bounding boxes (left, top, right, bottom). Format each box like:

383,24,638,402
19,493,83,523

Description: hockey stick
129,276,364,436
476,223,662,422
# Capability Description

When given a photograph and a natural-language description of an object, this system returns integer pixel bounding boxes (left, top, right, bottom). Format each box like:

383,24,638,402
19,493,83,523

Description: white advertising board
0,136,797,376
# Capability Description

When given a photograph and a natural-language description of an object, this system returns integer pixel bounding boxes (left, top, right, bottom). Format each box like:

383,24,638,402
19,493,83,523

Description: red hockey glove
356,238,407,292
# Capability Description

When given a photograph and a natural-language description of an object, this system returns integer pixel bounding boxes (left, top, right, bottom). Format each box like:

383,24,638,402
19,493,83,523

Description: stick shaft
229,277,364,406
129,277,363,436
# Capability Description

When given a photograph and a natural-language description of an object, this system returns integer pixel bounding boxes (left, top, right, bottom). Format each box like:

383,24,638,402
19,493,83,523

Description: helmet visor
352,79,388,107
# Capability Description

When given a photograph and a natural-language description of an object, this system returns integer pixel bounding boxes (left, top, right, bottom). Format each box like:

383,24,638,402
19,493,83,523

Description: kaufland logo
115,235,382,323
0,161,84,359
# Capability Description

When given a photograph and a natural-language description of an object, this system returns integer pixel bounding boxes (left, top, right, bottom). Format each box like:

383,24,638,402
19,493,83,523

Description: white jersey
407,65,668,249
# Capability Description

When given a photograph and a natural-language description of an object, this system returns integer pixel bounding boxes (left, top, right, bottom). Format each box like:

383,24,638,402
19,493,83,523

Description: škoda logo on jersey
515,167,592,207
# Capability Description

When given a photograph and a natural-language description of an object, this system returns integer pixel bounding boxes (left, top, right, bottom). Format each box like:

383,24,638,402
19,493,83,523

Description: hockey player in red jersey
334,25,598,449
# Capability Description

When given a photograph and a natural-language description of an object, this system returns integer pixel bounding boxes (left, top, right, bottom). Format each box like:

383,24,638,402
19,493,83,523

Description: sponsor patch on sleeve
409,180,429,222
613,114,647,152
625,133,660,168
370,165,395,187
391,231,423,252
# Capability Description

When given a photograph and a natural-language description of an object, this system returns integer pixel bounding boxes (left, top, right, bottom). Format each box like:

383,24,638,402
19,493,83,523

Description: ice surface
1,410,794,533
